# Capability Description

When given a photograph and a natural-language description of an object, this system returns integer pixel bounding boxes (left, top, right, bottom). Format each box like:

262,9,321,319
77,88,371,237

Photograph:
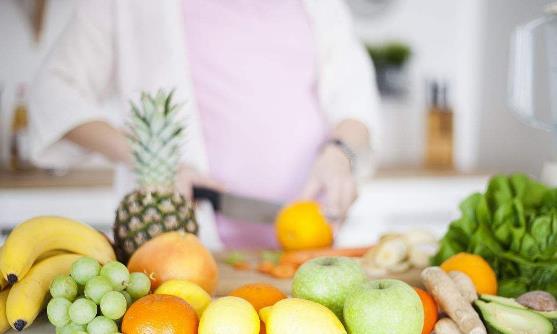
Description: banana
0,248,6,291
6,254,81,331
0,289,10,334
0,216,115,283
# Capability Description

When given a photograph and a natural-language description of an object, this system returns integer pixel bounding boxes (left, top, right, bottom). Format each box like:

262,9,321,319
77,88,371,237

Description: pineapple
113,90,198,262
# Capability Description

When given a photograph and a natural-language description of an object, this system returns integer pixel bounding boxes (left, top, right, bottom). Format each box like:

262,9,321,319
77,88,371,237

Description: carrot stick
233,261,251,271
270,263,296,279
279,246,371,268
257,261,275,274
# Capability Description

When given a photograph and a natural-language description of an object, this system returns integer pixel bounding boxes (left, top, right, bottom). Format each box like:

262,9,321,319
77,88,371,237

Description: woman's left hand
300,144,357,222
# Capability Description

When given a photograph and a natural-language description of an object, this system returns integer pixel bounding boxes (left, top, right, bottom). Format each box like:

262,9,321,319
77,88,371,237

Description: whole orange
415,287,438,334
122,294,198,334
440,252,498,295
275,201,333,251
229,283,286,334
127,232,218,294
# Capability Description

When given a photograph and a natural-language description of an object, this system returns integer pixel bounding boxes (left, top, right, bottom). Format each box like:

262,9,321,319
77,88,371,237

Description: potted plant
366,42,412,97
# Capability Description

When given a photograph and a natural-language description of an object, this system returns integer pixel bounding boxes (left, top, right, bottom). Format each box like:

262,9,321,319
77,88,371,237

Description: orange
122,294,198,334
440,252,498,295
415,288,438,334
229,283,287,334
275,201,333,251
229,283,287,311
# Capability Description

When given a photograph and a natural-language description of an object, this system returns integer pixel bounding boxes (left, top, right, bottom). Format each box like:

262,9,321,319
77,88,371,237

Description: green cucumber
479,294,526,309
474,300,553,334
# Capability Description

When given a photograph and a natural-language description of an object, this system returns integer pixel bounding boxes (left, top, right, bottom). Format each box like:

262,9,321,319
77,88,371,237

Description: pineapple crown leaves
127,90,185,189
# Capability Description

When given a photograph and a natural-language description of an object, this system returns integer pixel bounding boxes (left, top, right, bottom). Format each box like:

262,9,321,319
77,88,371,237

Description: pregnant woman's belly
183,0,327,248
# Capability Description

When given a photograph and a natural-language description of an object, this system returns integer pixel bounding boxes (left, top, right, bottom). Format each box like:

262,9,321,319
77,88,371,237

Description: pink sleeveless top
183,0,328,249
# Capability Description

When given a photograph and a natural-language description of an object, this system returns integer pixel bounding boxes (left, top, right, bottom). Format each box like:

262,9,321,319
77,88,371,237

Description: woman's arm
332,119,370,152
301,119,369,221
65,121,224,198
64,121,133,165
300,0,379,221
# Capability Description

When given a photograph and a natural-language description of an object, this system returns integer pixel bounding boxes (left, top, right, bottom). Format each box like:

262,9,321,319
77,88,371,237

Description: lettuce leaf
431,174,557,297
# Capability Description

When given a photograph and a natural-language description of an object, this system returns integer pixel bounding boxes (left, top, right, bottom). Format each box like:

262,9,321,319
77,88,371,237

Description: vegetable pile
432,174,557,297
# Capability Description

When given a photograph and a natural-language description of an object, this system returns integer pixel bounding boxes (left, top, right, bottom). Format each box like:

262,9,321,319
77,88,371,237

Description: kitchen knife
193,186,283,224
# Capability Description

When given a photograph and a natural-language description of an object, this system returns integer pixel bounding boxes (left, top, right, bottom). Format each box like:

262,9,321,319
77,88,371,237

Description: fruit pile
0,216,116,332
46,257,151,333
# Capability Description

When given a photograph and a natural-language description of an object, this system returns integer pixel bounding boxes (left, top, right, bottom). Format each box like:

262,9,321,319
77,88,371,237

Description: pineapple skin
113,188,198,263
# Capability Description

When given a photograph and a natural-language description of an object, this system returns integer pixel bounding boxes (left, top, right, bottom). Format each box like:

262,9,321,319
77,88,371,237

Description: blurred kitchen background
0,0,554,247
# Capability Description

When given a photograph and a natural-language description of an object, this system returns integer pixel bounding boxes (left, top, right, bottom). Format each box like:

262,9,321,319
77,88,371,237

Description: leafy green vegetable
432,174,557,297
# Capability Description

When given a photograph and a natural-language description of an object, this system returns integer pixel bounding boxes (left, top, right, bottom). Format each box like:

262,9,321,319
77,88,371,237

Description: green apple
343,279,423,334
292,256,367,321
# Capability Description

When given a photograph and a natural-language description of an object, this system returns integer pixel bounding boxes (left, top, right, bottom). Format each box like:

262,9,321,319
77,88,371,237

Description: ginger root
434,318,464,334
421,267,486,334
448,271,477,303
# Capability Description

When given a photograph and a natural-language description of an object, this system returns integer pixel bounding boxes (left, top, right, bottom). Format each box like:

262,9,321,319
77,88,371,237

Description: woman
29,0,379,249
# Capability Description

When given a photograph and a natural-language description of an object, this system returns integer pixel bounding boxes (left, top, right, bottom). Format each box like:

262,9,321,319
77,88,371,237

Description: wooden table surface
14,251,422,333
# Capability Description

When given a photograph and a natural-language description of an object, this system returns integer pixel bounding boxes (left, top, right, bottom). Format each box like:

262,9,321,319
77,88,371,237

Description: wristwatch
327,139,356,169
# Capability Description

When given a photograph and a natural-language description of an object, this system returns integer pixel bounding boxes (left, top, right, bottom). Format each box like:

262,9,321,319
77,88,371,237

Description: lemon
261,298,347,334
154,279,212,316
199,296,260,334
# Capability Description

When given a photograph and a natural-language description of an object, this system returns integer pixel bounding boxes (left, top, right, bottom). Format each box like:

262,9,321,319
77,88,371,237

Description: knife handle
192,186,222,212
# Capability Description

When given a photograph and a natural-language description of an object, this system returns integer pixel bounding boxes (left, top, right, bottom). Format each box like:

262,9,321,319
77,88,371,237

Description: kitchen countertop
0,169,113,189
0,167,491,189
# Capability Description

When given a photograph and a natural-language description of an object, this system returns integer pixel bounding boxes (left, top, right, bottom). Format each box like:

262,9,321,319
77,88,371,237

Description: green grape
47,297,71,327
56,322,86,334
121,290,133,307
70,257,101,285
100,291,127,320
126,272,151,299
68,298,97,325
84,276,113,304
100,261,129,291
87,316,118,334
50,275,78,301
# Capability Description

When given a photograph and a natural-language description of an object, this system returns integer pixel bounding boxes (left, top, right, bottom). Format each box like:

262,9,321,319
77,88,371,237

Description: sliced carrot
232,261,251,271
280,246,371,267
257,260,275,274
270,263,296,279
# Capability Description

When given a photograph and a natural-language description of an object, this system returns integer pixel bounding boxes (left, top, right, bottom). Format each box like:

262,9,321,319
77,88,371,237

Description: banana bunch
362,230,438,276
0,216,116,332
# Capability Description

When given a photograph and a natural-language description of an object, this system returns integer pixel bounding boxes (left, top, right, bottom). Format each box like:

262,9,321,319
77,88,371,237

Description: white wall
353,0,485,170
0,0,76,165
476,0,554,175
353,0,554,175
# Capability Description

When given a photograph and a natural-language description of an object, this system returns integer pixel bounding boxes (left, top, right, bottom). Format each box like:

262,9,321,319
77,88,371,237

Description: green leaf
432,174,557,297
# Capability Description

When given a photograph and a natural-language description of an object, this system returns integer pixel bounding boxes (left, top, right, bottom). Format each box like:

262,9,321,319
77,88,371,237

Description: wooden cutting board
213,251,423,296
15,251,423,333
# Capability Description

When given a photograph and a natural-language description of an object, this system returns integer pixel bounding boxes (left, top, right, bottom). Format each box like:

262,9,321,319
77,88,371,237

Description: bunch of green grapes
47,257,151,334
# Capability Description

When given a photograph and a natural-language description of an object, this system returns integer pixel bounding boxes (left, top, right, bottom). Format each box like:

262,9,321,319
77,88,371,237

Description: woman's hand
300,144,358,222
176,165,225,200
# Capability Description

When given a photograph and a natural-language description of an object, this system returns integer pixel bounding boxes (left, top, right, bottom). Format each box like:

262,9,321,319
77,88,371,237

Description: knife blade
193,186,283,224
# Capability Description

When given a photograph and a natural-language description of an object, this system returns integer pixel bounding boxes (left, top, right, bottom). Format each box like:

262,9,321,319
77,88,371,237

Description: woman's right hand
176,165,225,200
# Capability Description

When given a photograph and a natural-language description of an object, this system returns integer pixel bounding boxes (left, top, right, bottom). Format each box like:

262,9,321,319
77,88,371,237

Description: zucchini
475,300,553,334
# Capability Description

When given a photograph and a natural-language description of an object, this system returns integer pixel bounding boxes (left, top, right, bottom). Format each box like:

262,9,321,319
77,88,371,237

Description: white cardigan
29,0,379,249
